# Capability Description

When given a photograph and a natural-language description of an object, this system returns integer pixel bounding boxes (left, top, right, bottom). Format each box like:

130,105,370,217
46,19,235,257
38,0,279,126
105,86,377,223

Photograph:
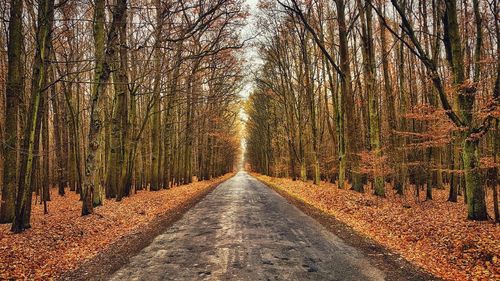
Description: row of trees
245,0,499,221
0,0,245,232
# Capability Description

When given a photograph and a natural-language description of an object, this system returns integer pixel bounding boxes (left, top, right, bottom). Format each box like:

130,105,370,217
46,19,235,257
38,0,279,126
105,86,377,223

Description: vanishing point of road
109,172,428,281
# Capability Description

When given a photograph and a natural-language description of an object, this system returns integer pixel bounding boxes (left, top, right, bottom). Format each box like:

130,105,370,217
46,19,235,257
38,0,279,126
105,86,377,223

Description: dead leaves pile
256,174,499,281
0,174,232,280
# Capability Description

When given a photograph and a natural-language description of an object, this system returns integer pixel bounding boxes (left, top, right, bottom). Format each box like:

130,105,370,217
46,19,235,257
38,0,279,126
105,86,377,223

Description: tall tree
81,0,115,215
12,0,55,232
0,0,23,223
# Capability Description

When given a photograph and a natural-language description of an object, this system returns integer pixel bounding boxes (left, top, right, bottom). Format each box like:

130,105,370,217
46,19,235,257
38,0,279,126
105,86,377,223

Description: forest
0,0,244,232
0,0,499,279
246,0,499,221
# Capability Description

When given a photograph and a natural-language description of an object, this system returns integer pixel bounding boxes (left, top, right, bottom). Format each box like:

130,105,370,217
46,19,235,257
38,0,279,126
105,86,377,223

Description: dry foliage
256,174,499,281
0,174,232,279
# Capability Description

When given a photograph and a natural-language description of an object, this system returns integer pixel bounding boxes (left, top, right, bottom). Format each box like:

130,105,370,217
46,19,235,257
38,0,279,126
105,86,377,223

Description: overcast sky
239,0,261,99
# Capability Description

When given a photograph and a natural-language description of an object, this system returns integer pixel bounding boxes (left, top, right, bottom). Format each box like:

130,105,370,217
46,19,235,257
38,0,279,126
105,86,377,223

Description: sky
245,0,260,10
239,0,261,99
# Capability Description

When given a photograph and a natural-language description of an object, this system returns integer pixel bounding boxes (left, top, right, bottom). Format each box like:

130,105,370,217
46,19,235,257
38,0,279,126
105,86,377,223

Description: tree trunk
358,0,384,196
301,32,320,185
150,7,162,190
50,66,66,196
443,0,487,220
107,0,129,201
81,0,113,215
42,78,50,205
0,0,23,223
335,0,362,191
12,0,55,232
462,139,487,220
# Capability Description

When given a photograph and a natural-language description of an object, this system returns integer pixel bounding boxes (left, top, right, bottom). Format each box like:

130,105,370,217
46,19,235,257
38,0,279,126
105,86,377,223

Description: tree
12,0,55,232
247,0,498,221
375,0,495,220
0,0,23,223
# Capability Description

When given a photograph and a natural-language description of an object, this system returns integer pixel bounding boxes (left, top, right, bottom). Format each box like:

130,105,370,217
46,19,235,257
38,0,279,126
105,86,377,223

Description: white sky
239,0,261,99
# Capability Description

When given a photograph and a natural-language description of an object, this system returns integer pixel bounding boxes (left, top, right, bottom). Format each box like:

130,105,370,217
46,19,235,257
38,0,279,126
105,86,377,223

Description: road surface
110,172,386,281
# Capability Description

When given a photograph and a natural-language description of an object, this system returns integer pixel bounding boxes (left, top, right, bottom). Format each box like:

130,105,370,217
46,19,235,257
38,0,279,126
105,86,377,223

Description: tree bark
0,0,23,223
81,0,113,215
12,0,55,232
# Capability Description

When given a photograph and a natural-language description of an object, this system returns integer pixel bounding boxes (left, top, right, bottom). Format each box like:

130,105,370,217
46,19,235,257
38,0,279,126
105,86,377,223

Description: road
110,171,386,281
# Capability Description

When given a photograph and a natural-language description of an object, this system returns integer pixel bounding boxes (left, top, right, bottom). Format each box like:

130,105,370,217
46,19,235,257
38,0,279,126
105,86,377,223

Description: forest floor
0,174,232,280
255,174,499,281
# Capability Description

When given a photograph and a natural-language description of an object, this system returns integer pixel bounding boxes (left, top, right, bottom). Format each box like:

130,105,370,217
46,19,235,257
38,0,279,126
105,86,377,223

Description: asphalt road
110,171,387,281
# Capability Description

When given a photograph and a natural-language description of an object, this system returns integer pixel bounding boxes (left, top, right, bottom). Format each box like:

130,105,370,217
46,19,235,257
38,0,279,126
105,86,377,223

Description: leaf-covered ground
0,174,232,280
255,174,499,281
